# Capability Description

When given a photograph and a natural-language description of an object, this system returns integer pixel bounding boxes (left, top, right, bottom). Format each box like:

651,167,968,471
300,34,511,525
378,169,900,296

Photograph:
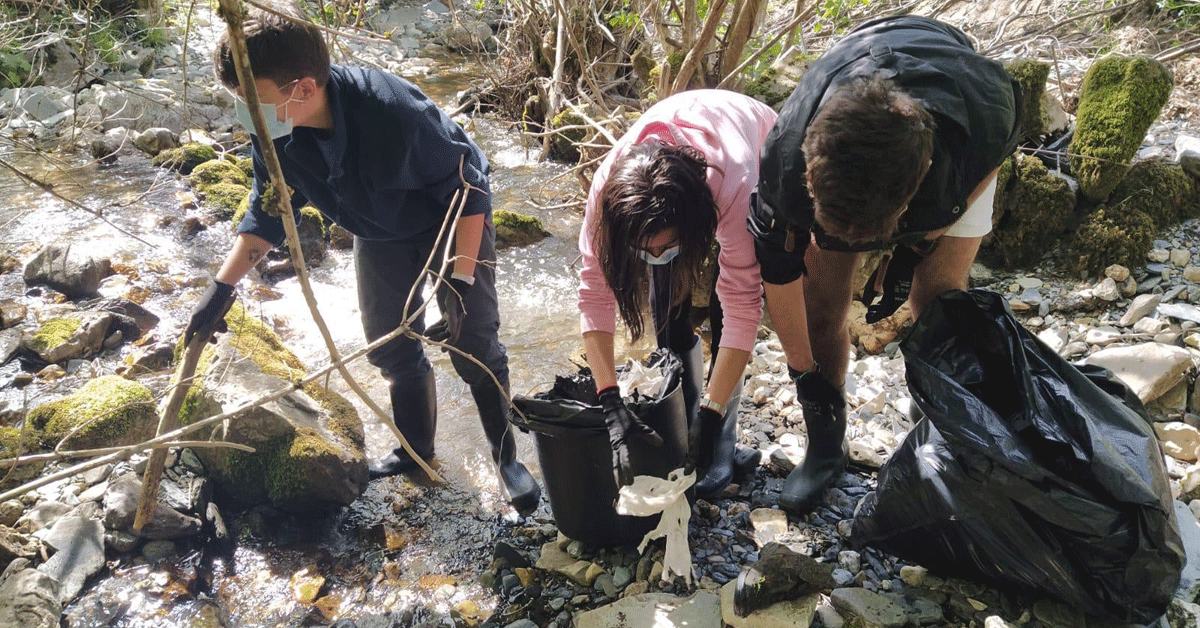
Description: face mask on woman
638,244,680,265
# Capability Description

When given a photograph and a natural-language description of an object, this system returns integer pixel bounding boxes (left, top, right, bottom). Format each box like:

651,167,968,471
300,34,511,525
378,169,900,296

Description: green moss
493,210,550,249
153,143,219,175
1005,59,1051,142
232,194,251,228
27,375,156,449
1069,205,1156,275
0,425,39,459
989,153,1076,269
1107,161,1199,228
265,427,343,504
744,68,792,109
631,51,655,84
27,317,80,355
1069,55,1173,201
189,159,249,188
549,109,587,163
198,182,252,220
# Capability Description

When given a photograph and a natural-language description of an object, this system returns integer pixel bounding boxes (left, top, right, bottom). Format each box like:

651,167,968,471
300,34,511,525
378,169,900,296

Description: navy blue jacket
238,64,491,247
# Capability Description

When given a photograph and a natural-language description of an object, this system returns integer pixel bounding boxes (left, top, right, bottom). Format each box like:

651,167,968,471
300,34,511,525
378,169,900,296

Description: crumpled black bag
852,289,1185,623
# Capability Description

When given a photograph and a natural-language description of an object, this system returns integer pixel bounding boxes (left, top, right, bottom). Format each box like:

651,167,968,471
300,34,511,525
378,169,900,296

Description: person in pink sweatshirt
578,89,776,497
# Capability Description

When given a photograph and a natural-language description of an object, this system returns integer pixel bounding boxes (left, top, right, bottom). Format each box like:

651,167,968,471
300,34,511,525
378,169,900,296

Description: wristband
450,271,475,286
699,396,726,416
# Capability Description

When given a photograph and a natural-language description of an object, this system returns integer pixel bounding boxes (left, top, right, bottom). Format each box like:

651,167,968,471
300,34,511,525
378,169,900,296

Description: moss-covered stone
1107,161,1200,228
26,317,80,356
28,375,157,450
235,157,254,180
152,142,218,175
1069,205,1156,275
1069,55,1173,201
197,182,252,220
232,193,251,227
1005,59,1051,142
989,153,1076,269
549,109,587,163
188,159,249,188
179,302,365,510
493,210,550,249
0,426,44,487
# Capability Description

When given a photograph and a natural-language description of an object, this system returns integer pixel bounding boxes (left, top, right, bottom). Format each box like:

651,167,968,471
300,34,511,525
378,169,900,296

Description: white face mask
232,81,302,140
638,245,680,265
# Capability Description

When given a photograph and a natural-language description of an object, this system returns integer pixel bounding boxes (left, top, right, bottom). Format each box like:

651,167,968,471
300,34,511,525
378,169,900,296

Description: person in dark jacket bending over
187,11,540,512
751,16,1020,514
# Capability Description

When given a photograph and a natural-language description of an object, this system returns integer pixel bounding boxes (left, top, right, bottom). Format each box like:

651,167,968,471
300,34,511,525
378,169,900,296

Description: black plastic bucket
510,351,687,546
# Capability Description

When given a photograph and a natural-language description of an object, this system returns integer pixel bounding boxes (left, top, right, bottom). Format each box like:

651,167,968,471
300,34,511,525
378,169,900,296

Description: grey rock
905,596,944,625
594,573,618,598
832,568,855,586
15,501,71,534
36,517,104,603
1083,343,1194,403
1160,302,1200,325
0,500,23,528
0,300,27,329
1120,294,1163,327
141,539,176,562
503,620,539,628
576,592,722,628
1177,135,1200,179
1167,599,1200,628
830,588,909,628
21,311,114,363
103,474,201,540
104,530,139,554
132,127,178,155
0,558,60,628
1173,500,1200,604
0,328,19,365
612,566,631,589
23,245,109,299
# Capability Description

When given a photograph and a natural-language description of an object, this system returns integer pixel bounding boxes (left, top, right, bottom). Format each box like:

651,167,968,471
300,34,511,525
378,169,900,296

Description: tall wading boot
369,369,438,479
693,376,745,497
470,377,541,513
779,371,848,515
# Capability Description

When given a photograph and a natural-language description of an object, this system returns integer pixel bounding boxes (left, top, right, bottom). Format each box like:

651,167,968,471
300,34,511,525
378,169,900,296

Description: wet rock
37,517,104,603
0,501,23,528
184,303,367,512
97,298,159,338
0,526,39,569
104,530,139,554
1167,599,1200,628
575,591,721,628
152,143,217,174
535,540,576,572
290,566,325,603
749,508,788,547
23,245,109,299
28,375,156,450
90,128,127,164
1120,294,1162,326
103,474,201,540
0,558,61,628
830,588,909,628
21,311,113,363
0,328,20,365
1069,56,1173,201
1083,343,1194,403
493,210,550,249
133,128,179,155
0,300,27,329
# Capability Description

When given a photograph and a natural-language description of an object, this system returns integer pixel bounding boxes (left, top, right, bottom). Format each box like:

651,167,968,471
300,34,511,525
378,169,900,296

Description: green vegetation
26,317,81,356
28,375,156,450
1069,205,1156,275
1005,59,1051,142
153,143,219,174
493,210,551,249
189,159,250,188
990,154,1075,269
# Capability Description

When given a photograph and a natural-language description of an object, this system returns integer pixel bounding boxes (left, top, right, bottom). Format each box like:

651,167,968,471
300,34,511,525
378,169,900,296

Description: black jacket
239,64,491,247
753,16,1021,260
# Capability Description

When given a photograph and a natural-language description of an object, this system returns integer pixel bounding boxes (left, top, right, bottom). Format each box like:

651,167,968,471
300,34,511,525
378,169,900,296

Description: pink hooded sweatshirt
578,89,777,352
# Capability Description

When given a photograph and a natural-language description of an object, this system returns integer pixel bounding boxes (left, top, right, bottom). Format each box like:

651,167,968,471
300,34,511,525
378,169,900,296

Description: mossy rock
179,302,366,511
232,193,251,227
188,159,249,188
0,426,44,487
152,142,218,175
26,317,81,357
1068,204,1156,275
1107,161,1200,228
989,153,1076,269
22,312,112,364
235,157,254,180
28,375,157,451
1005,59,1051,142
549,109,587,163
493,210,550,249
197,182,252,221
1069,55,1173,201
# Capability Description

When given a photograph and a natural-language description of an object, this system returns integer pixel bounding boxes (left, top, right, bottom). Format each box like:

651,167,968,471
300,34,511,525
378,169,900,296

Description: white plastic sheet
615,469,696,585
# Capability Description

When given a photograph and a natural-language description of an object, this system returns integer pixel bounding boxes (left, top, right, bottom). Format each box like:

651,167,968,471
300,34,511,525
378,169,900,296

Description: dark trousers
649,262,724,371
354,220,508,389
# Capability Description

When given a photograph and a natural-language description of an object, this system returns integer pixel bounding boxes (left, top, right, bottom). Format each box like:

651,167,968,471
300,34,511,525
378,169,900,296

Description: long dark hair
594,140,718,341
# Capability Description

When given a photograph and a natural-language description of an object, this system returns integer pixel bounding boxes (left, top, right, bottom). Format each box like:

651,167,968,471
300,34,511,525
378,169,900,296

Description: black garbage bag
852,289,1185,623
510,350,688,546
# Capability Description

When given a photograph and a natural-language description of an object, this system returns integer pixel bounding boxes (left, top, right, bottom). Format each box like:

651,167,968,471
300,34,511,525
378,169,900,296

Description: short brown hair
803,76,935,244
214,9,329,89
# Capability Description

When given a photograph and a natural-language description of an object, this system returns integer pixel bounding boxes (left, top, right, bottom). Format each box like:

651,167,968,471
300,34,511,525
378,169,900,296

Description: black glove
860,244,929,324
599,386,664,486
684,405,723,475
184,279,235,346
427,276,472,345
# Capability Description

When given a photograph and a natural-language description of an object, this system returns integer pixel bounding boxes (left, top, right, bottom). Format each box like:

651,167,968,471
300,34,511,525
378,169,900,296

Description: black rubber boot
678,335,704,424
694,376,745,497
470,376,541,514
369,369,438,479
779,371,848,515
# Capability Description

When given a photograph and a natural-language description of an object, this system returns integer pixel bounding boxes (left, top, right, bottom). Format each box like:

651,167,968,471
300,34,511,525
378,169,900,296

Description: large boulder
21,312,114,364
102,474,202,540
989,153,1076,269
36,517,104,604
23,245,110,299
0,559,60,628
27,375,157,451
1005,59,1052,143
1106,161,1200,228
152,143,217,175
188,159,249,188
1068,204,1156,276
1069,55,1173,201
180,303,368,512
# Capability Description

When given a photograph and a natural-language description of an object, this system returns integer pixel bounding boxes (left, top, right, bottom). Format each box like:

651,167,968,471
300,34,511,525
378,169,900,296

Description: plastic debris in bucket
510,350,687,546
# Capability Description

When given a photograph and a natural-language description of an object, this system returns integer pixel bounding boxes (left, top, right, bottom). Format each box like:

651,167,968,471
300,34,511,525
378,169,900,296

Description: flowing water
0,55,646,626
